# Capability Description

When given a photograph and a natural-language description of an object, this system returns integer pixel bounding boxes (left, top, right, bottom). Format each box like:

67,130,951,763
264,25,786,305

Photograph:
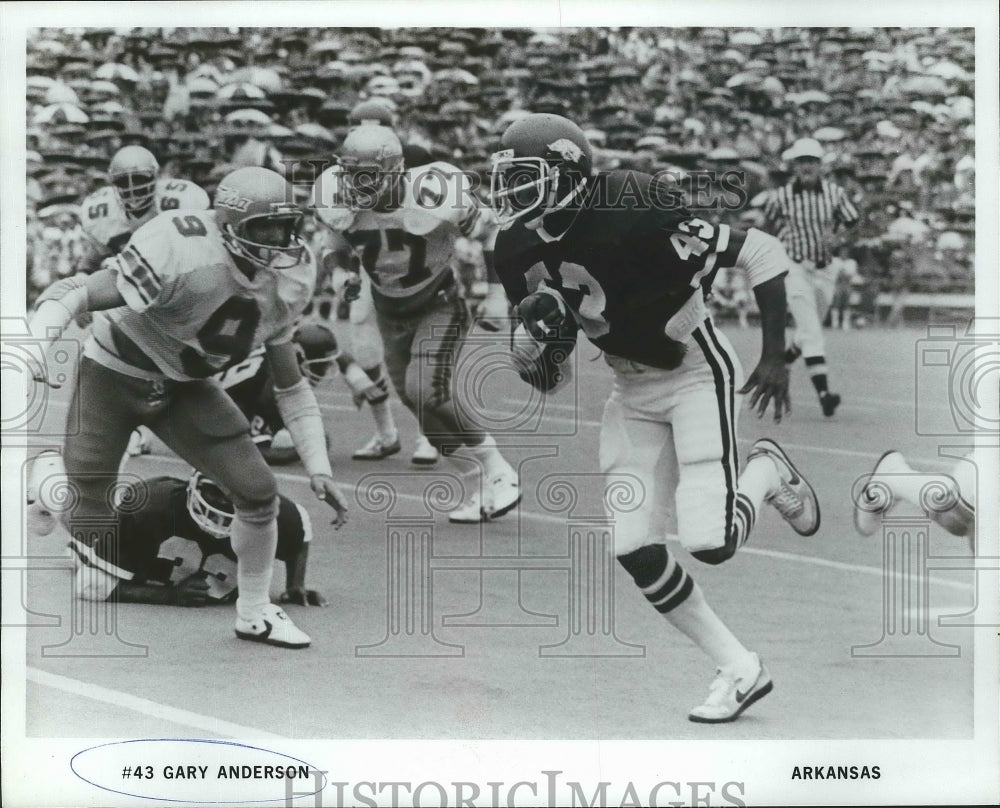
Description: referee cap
783,137,825,161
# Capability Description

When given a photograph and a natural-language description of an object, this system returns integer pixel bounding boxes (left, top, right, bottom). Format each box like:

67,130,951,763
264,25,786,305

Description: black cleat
820,392,841,417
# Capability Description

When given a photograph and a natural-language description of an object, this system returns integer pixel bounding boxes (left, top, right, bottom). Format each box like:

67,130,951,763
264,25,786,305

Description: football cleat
260,428,299,465
411,434,440,466
235,603,311,649
353,433,401,461
689,653,773,724
853,450,907,536
126,428,152,457
448,468,521,523
748,439,820,536
820,391,842,418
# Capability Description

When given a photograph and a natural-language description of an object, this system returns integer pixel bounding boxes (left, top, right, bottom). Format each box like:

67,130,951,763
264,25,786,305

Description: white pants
600,319,745,556
785,260,836,359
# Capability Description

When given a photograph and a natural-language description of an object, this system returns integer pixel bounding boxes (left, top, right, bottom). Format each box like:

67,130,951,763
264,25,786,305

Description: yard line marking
26,667,289,739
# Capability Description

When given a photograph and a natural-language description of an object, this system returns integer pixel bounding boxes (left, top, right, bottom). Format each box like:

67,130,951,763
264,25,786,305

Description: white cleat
689,652,774,724
853,450,908,536
748,438,820,537
352,433,401,461
235,603,311,649
126,428,152,457
448,468,521,523
410,434,440,466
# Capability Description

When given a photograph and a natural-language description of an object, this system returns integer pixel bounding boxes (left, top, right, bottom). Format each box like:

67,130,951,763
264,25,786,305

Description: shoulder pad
124,210,220,283
403,162,474,235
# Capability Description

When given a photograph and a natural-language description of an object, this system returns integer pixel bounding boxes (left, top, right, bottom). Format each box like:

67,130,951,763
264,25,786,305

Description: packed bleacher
26,27,975,322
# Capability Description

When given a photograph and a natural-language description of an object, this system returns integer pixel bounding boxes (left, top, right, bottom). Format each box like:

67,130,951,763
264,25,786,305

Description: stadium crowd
26,26,975,323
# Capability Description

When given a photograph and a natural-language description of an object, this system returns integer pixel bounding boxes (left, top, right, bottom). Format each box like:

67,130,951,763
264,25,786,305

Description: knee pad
233,494,279,525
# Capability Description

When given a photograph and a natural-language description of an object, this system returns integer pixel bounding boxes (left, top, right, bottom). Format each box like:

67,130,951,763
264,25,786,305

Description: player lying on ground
27,166,348,650
29,461,326,608
492,113,821,723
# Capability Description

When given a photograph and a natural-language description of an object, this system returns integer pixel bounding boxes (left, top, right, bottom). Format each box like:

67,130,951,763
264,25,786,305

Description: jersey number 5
179,296,261,377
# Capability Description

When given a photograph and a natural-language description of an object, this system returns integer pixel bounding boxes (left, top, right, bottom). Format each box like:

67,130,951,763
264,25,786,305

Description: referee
763,137,860,417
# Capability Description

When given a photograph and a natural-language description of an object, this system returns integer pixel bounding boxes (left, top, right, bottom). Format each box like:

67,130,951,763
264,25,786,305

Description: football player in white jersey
330,101,439,466
79,145,211,264
27,166,348,649
312,125,518,523
79,145,211,457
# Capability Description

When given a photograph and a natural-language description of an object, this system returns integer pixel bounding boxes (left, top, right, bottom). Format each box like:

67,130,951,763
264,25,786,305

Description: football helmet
186,472,234,539
337,124,405,209
109,145,159,215
294,322,340,386
490,113,593,230
214,166,306,271
348,97,398,128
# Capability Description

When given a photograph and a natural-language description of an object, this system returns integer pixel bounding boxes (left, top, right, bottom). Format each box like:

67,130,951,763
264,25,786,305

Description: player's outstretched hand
310,473,349,529
740,356,790,422
170,573,212,608
279,587,329,607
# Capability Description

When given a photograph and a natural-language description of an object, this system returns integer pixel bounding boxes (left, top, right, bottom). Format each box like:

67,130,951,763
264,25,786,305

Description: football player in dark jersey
491,113,822,723
29,457,325,608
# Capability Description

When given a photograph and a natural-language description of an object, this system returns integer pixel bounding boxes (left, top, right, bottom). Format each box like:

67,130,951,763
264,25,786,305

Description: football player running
490,114,821,723
312,125,518,523
324,99,439,466
78,145,211,457
27,166,348,649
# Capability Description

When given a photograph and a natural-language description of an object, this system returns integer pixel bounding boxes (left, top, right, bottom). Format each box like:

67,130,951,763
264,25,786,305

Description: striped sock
618,543,693,614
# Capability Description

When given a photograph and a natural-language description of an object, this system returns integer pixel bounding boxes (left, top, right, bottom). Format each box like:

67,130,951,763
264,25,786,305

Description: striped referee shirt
763,178,859,267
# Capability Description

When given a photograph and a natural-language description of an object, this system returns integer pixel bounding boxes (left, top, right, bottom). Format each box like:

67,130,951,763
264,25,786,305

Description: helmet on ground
490,113,593,230
214,166,306,271
337,124,405,209
186,472,234,539
109,145,159,215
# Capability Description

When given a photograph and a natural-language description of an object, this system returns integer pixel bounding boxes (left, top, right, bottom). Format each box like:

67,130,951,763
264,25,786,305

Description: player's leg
348,273,402,460
400,294,518,522
150,380,309,648
785,261,840,416
681,322,820,558
61,357,146,599
600,385,772,723
854,451,975,541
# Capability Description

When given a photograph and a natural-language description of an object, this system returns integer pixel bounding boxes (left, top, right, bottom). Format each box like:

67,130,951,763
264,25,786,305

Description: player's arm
27,268,125,345
265,341,349,527
114,576,211,607
461,194,509,331
717,228,790,420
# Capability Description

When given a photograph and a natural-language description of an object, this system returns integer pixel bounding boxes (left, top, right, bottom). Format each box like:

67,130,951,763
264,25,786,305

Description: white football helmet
214,166,306,271
337,124,405,209
109,145,159,215
186,472,234,539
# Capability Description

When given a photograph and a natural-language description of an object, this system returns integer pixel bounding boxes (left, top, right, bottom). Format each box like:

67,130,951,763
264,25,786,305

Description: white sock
664,581,753,669
230,515,278,620
465,434,511,479
739,455,780,508
370,401,397,445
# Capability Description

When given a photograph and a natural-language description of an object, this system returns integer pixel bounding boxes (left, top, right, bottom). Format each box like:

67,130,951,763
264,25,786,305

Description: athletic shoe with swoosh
689,653,773,724
235,603,311,649
748,438,821,537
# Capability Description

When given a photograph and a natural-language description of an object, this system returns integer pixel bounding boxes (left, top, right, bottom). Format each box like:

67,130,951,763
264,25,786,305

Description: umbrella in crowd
32,102,89,125
94,62,140,82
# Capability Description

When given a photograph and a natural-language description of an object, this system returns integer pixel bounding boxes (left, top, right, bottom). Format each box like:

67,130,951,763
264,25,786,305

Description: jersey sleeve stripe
118,270,152,305
130,245,162,283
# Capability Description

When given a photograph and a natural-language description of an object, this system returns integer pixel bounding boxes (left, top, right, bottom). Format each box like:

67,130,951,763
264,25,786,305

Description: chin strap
524,173,588,237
